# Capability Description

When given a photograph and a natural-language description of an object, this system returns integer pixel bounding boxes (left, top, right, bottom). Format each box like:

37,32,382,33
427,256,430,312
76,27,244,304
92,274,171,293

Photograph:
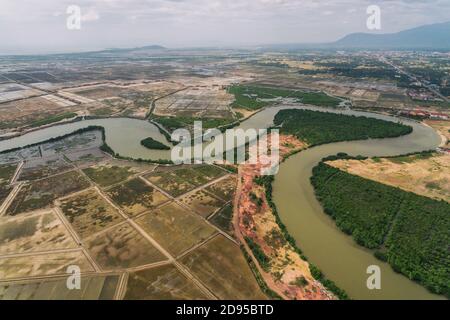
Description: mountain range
262,21,450,51
333,21,450,49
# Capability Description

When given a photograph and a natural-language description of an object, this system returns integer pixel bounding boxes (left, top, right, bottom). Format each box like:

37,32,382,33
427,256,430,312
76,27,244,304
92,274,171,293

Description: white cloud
0,0,449,53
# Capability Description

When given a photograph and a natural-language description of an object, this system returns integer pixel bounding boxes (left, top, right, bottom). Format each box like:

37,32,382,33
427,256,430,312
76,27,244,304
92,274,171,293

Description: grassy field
0,185,12,207
209,203,234,236
228,85,271,110
124,264,208,300
106,178,169,217
172,165,227,190
311,163,450,297
194,165,227,180
205,176,236,202
180,235,266,300
59,190,124,239
136,202,216,256
145,165,227,197
85,223,166,270
29,112,77,128
144,171,196,197
228,85,341,110
171,168,210,187
274,109,413,146
180,190,225,218
143,165,226,198
83,165,135,187
7,171,90,216
0,164,17,186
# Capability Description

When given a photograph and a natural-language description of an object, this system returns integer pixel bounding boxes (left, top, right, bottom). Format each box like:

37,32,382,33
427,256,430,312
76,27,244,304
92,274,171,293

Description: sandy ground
278,135,307,158
425,120,450,148
233,108,259,119
327,154,450,203
233,135,334,300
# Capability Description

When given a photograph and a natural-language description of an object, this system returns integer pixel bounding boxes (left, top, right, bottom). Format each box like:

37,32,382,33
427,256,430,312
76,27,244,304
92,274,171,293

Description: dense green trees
274,109,412,146
386,194,450,296
311,162,450,297
245,236,271,272
311,163,401,248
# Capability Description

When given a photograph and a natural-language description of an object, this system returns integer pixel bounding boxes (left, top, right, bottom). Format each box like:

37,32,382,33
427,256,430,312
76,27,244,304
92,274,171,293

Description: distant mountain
333,21,450,49
104,45,166,52
260,22,450,51
53,45,167,57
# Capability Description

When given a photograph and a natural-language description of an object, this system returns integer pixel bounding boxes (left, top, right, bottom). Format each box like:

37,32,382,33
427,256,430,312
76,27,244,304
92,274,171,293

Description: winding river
0,106,444,300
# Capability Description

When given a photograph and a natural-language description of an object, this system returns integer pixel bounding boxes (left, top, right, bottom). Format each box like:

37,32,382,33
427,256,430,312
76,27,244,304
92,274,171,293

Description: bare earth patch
0,274,119,300
123,264,208,300
279,134,308,158
237,163,333,300
234,134,333,300
327,154,450,203
0,210,77,255
84,223,166,270
135,202,216,257
425,120,450,148
0,251,93,280
180,235,267,300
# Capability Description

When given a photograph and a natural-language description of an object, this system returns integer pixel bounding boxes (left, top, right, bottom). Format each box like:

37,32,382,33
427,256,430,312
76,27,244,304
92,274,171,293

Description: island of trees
274,109,413,146
140,137,170,150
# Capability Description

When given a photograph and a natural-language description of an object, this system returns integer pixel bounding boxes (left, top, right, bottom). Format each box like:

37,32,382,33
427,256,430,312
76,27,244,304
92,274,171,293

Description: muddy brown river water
0,106,444,299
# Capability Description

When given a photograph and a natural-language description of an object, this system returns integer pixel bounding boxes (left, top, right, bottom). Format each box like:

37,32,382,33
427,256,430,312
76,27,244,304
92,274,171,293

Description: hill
333,21,450,49
260,22,450,51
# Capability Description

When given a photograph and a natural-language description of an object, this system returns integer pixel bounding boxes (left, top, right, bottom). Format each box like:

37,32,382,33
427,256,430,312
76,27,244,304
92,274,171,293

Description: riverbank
272,115,443,299
0,103,444,299
232,135,337,300
423,120,449,148
311,159,449,297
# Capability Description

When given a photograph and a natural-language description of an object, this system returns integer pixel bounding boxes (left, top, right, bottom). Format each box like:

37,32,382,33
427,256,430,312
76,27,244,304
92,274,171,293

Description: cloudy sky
1,0,449,54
